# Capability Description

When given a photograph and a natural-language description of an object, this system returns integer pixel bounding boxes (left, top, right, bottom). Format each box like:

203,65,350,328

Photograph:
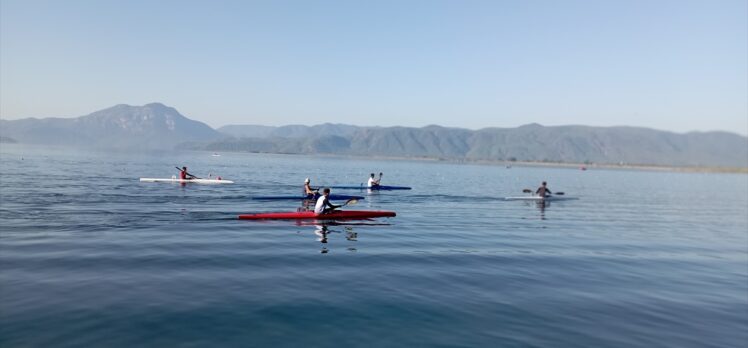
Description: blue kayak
329,185,412,191
251,194,364,201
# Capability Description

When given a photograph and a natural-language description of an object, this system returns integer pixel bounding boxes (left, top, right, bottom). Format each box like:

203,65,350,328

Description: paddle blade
555,192,565,195
522,189,532,193
345,198,359,206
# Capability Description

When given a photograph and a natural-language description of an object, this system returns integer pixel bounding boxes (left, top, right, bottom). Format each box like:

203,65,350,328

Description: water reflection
295,221,389,254
518,200,552,220
300,199,315,209
314,225,330,253
536,201,549,220
312,224,353,254
314,225,330,243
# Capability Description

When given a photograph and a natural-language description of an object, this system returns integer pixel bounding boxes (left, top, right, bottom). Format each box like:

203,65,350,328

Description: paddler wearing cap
303,178,319,198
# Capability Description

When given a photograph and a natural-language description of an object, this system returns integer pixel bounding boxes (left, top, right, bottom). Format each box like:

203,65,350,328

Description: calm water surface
1,144,746,347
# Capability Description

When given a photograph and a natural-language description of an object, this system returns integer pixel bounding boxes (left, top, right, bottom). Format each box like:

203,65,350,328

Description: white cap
305,178,310,183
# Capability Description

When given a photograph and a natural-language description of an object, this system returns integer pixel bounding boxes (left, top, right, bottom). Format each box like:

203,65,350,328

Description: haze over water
1,145,746,347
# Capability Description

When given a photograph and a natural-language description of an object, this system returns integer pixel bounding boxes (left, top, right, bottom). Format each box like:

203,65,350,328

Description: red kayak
238,210,396,220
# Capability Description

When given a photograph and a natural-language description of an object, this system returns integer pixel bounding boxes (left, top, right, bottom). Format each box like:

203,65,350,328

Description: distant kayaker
304,178,318,197
367,173,381,188
179,166,194,180
314,188,341,214
535,181,552,197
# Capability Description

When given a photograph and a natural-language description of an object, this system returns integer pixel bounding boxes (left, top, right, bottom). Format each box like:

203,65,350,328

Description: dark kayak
251,194,364,201
238,210,396,220
328,185,412,190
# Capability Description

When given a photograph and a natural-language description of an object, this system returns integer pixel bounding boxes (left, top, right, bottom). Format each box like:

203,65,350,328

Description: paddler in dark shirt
535,181,552,197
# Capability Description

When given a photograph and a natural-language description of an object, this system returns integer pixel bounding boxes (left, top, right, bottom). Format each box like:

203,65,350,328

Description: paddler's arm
304,185,318,195
325,199,340,210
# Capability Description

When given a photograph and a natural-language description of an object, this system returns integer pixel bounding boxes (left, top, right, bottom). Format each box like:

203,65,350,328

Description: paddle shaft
324,198,357,213
523,188,565,196
175,166,201,179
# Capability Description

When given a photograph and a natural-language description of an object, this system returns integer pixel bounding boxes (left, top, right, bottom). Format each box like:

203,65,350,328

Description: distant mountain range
1,103,746,168
211,123,747,168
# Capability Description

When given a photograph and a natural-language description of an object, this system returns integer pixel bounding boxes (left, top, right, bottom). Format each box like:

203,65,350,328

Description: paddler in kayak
314,188,341,214
304,178,318,198
367,172,382,188
535,181,552,197
179,166,197,180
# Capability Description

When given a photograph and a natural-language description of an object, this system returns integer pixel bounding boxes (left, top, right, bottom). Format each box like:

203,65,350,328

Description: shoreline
202,149,748,174
2,143,744,174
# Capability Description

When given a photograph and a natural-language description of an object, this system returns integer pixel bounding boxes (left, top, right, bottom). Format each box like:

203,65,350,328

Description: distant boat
580,166,587,171
212,153,221,157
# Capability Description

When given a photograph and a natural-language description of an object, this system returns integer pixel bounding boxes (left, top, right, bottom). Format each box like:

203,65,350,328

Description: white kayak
504,195,578,202
139,178,234,184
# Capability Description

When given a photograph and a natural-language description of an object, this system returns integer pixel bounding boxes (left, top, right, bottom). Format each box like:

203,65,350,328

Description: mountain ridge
211,123,747,167
1,103,746,168
0,103,222,149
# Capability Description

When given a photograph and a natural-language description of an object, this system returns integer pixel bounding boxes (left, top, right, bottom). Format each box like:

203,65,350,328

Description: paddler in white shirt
314,188,341,214
367,172,381,188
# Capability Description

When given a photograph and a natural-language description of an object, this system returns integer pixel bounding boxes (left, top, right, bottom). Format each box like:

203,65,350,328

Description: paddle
341,198,358,207
175,166,201,179
522,188,565,195
325,198,357,213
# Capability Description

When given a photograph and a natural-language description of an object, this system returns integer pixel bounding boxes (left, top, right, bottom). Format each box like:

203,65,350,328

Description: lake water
1,144,746,347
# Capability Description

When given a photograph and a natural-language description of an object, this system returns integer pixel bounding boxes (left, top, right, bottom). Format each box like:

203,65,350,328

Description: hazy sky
1,0,746,135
